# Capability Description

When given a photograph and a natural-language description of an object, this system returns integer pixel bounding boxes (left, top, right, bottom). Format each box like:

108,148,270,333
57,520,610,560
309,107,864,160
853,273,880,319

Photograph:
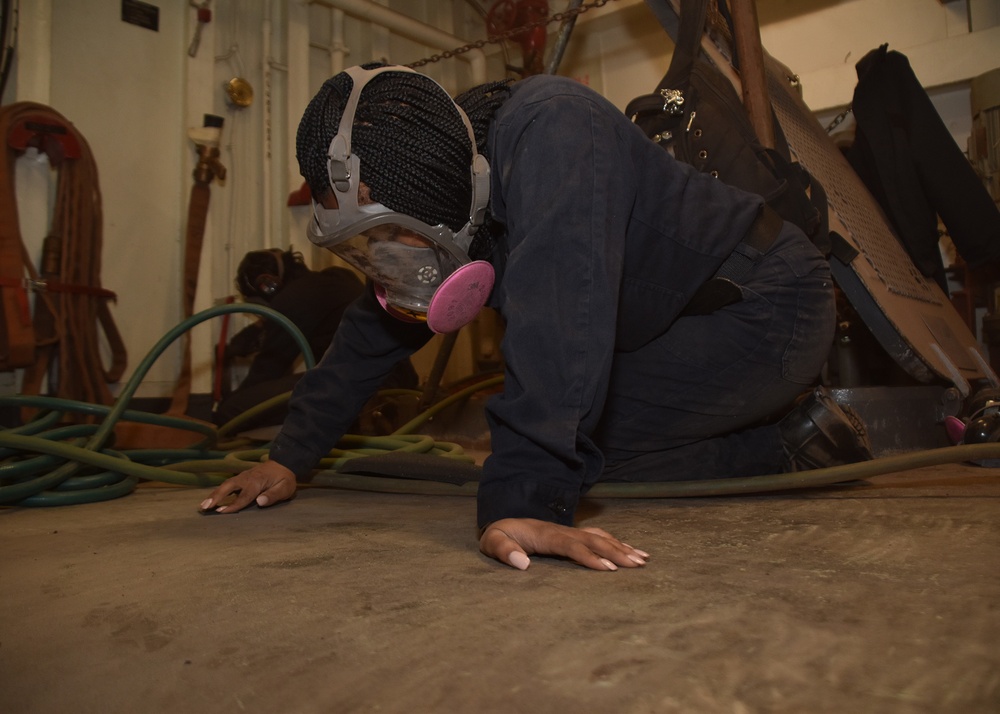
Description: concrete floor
2,461,998,713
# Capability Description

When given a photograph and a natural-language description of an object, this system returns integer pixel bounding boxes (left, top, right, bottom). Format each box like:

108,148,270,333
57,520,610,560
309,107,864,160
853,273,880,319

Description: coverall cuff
476,479,580,529
267,435,322,480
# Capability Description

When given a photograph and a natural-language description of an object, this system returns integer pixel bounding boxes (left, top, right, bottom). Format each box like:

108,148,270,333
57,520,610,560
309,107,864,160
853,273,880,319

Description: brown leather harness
1,102,126,405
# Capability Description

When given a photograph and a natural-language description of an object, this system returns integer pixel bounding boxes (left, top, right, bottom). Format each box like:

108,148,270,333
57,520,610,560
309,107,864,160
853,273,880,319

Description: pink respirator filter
426,261,495,333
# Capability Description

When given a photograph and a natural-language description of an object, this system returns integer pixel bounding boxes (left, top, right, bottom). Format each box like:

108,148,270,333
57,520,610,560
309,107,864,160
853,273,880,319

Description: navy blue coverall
269,75,836,530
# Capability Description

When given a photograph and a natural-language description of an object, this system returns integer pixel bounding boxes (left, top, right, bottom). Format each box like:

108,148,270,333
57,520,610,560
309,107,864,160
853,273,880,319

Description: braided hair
296,65,512,260
455,80,512,154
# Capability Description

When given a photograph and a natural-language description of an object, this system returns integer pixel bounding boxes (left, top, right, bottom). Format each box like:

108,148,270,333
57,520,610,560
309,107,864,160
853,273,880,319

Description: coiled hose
2,303,999,507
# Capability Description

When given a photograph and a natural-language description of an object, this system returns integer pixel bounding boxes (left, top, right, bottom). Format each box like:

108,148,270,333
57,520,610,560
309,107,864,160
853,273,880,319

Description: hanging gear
627,0,829,256
168,114,226,416
0,102,126,407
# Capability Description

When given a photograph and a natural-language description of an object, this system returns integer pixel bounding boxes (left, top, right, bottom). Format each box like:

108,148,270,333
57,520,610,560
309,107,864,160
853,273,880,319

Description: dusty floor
2,461,998,714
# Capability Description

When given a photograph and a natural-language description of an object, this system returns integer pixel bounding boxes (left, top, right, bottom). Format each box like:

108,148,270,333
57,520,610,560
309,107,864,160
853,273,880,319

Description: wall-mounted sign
121,0,159,32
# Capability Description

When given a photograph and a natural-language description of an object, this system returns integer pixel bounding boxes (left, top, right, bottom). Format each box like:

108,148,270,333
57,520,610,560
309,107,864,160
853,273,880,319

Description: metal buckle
659,88,685,116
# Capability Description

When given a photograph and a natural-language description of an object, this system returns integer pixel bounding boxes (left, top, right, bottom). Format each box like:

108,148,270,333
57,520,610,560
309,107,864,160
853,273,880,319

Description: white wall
11,0,188,398
758,0,999,112
567,0,1000,152
6,0,999,403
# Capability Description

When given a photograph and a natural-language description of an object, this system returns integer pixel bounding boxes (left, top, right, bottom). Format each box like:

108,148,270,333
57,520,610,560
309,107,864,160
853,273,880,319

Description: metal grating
646,0,990,391
759,52,989,388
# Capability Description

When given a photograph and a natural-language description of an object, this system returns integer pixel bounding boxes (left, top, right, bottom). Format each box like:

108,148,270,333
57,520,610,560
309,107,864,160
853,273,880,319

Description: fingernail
216,506,228,513
508,551,530,570
200,499,212,510
600,558,618,571
633,549,650,558
627,554,647,565
257,495,269,507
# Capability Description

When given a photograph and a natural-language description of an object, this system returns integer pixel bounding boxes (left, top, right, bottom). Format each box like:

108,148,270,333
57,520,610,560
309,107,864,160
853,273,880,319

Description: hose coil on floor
2,303,999,507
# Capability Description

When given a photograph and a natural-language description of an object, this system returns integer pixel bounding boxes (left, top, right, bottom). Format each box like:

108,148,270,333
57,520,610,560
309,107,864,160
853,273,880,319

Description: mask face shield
303,65,494,332
326,228,467,315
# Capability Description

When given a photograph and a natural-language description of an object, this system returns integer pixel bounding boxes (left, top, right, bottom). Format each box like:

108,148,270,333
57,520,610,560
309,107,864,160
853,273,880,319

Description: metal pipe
331,8,346,76
262,1,273,245
311,0,487,83
546,0,584,75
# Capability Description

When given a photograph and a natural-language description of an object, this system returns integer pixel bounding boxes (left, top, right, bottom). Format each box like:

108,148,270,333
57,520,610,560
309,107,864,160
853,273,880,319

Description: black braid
455,80,512,156
296,71,355,203
353,73,472,229
296,67,513,256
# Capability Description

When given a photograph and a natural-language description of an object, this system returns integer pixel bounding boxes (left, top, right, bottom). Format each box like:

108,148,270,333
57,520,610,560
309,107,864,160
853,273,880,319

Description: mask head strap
324,65,490,247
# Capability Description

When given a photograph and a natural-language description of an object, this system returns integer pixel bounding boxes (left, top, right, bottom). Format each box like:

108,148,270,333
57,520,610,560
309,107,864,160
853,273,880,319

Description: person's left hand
479,518,649,571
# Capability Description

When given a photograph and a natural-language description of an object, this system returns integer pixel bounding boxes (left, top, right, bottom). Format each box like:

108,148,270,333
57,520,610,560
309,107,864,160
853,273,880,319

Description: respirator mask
305,65,494,334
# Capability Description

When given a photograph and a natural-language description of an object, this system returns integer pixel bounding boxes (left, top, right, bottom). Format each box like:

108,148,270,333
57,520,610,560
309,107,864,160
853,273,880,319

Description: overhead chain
825,105,853,134
406,0,617,69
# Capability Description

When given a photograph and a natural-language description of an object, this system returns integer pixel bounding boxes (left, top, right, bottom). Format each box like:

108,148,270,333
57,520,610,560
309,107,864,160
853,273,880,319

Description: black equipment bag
627,0,830,255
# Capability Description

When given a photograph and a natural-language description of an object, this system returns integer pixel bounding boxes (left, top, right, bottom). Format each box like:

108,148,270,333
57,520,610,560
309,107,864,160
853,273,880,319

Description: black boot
779,386,874,471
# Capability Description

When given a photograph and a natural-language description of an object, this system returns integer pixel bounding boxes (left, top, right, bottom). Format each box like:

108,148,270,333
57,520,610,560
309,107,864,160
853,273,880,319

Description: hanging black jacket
847,44,1000,289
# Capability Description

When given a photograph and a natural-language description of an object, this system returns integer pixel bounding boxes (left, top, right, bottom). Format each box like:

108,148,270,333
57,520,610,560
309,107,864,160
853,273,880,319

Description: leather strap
626,0,710,121
714,203,784,285
167,179,212,416
0,107,39,369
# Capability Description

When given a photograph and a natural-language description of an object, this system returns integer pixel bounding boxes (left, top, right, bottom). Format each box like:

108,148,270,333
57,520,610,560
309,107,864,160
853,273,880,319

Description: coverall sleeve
476,91,636,529
268,286,432,477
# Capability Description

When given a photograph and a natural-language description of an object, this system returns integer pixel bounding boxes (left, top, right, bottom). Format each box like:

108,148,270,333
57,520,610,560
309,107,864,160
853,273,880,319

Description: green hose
2,301,998,507
306,443,1000,497
0,303,312,506
0,302,491,507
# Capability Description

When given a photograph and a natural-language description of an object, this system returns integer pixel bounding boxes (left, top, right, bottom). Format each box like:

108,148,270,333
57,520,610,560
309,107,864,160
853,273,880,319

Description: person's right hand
479,518,649,571
199,459,296,513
